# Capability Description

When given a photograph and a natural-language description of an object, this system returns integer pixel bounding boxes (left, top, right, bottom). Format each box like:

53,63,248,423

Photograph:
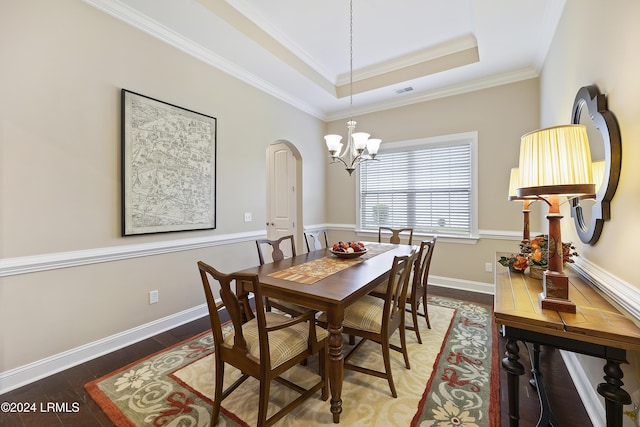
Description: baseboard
430,274,495,295
561,350,606,427
0,304,209,395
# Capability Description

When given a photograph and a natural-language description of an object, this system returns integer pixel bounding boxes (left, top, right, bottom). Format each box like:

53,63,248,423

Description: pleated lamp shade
508,167,520,200
517,124,595,198
592,160,606,193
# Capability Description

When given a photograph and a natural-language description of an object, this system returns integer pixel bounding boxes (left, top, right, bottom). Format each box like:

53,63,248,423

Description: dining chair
197,261,328,427
256,235,311,316
318,250,417,398
406,238,437,341
303,228,329,252
378,226,413,245
370,238,437,344
256,235,296,265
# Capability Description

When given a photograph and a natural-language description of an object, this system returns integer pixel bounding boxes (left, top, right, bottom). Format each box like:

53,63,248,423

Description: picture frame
121,89,217,235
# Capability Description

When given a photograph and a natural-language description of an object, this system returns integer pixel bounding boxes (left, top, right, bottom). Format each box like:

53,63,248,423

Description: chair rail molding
570,257,640,322
0,230,265,277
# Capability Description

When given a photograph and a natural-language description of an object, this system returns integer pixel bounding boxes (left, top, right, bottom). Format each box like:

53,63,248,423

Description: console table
494,253,640,427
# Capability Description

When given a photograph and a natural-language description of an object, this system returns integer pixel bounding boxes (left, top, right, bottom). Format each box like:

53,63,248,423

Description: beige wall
0,0,326,372
5,3,636,416
539,0,640,414
326,79,542,284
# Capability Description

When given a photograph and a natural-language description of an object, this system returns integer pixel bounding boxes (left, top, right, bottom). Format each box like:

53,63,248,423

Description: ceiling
86,0,566,121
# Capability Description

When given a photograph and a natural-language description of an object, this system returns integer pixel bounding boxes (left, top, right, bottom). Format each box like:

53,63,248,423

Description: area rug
86,296,498,426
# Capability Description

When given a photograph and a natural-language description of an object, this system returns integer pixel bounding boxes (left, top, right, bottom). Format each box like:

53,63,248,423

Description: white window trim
355,131,479,240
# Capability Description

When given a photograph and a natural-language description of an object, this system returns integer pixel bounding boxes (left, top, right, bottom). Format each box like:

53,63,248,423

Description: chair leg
320,345,329,401
257,378,271,427
410,297,422,344
423,292,431,329
381,336,398,398
399,320,411,370
211,356,224,426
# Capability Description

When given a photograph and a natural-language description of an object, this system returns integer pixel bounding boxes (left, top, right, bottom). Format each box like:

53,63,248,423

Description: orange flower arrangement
500,235,578,274
520,235,578,267
498,253,528,272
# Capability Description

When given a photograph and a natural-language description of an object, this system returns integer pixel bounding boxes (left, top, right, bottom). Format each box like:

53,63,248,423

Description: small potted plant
520,235,578,279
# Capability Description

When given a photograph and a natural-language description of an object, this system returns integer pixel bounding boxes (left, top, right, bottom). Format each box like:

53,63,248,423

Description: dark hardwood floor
0,286,591,426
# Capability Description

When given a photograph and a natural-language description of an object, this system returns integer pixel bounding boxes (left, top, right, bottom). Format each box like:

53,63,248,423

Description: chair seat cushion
319,295,384,334
224,312,327,368
372,271,415,297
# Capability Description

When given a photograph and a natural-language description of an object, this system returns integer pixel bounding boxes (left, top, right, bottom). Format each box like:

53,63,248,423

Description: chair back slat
378,227,414,245
418,237,437,288
384,250,417,325
304,229,329,252
256,235,296,265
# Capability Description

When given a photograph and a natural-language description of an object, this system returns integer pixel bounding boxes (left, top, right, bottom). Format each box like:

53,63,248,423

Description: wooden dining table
236,242,415,423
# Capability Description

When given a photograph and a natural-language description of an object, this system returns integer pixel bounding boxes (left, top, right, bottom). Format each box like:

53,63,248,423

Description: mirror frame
570,85,622,245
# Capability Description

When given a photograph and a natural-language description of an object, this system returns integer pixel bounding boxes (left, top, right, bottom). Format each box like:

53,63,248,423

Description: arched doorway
266,141,303,250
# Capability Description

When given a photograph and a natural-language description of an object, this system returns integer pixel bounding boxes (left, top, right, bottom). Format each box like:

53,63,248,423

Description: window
357,132,478,238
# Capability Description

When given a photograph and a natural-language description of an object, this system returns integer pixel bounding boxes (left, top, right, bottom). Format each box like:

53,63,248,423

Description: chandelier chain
349,0,353,115
323,0,380,176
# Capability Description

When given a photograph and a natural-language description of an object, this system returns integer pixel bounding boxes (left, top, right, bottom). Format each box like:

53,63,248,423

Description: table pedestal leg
502,338,525,427
597,359,631,427
328,312,344,423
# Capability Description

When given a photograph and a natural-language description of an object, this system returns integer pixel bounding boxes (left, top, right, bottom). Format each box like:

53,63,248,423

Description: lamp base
539,293,577,313
539,270,576,313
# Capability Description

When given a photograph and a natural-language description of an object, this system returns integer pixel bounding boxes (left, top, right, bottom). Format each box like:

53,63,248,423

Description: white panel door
267,143,296,251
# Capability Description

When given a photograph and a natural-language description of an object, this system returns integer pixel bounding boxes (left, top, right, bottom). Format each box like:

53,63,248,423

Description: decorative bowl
330,248,368,259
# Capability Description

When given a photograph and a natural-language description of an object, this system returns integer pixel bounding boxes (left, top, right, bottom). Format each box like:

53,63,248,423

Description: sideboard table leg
502,338,525,427
598,359,631,427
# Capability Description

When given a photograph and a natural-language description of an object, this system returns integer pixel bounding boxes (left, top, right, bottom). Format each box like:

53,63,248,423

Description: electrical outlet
149,290,159,304
244,212,252,222
485,263,493,272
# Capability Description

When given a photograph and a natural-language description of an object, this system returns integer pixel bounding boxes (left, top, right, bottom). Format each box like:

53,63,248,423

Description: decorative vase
529,265,545,279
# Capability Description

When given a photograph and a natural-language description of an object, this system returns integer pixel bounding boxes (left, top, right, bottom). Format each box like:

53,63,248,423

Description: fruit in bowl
330,241,367,258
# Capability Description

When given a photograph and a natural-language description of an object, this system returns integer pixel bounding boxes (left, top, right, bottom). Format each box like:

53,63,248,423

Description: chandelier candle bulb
324,134,343,156
366,139,381,157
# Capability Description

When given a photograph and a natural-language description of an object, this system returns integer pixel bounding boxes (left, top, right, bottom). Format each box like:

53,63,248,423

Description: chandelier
324,0,381,176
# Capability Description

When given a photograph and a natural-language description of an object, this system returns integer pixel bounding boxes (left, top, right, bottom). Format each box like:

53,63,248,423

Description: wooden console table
494,253,640,427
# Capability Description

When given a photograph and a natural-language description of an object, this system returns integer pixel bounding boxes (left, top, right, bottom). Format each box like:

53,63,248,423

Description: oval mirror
570,85,622,244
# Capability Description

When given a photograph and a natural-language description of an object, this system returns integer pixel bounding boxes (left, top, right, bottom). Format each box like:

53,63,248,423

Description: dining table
235,241,415,423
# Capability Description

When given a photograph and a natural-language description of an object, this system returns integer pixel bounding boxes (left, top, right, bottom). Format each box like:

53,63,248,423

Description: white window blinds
358,139,473,237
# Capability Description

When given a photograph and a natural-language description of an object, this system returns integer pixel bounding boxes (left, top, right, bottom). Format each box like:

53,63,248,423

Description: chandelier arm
329,155,351,169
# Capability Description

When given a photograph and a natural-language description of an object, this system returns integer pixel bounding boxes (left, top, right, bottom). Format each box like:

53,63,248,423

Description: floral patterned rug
86,296,498,426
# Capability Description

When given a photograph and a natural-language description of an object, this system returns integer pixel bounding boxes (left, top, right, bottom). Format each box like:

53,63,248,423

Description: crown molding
337,34,479,85
327,67,539,121
82,0,325,119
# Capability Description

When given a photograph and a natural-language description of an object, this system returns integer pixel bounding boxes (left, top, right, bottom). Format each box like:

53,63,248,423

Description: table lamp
516,124,594,313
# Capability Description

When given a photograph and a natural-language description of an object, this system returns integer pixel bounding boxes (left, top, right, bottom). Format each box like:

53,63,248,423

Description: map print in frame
121,89,216,235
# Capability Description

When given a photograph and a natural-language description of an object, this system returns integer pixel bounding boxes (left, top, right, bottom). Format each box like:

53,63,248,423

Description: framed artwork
121,89,217,235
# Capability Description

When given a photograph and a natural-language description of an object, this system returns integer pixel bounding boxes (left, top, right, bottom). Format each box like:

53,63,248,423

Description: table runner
267,243,394,284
